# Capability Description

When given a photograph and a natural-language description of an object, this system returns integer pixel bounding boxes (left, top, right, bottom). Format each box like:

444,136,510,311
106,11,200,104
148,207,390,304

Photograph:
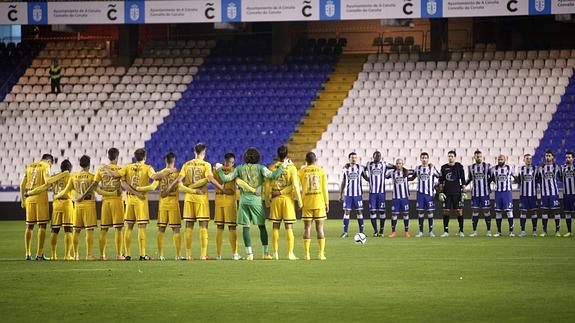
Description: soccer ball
354,233,367,244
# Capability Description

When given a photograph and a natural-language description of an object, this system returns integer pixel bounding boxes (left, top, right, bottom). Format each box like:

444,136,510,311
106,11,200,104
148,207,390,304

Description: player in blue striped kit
385,159,414,238
561,151,574,237
466,150,492,237
539,150,562,237
364,151,395,237
339,152,365,238
517,154,540,237
413,152,440,238
490,155,516,237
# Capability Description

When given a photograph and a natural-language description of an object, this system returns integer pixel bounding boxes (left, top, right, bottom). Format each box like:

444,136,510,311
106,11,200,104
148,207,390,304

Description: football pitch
0,219,574,322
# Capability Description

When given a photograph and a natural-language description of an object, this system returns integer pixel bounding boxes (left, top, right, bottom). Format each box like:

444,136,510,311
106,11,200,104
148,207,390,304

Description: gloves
214,163,223,170
282,158,293,168
461,193,468,201
439,193,446,202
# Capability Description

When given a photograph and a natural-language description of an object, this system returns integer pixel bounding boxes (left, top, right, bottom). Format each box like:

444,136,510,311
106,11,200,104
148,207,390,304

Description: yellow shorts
214,203,237,226
269,195,296,224
302,208,327,221
25,200,50,225
158,202,181,228
100,198,124,228
52,199,74,228
125,200,150,224
183,200,210,222
74,204,97,229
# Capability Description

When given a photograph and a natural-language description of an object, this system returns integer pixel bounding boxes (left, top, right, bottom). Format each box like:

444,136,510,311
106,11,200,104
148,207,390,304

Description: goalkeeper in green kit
215,147,290,260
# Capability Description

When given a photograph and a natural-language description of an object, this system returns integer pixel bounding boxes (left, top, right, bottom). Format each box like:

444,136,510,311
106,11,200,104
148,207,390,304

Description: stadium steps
533,74,575,165
286,54,365,166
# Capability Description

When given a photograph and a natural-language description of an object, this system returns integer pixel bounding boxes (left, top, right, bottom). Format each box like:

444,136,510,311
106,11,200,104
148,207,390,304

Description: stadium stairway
286,54,365,166
533,74,575,165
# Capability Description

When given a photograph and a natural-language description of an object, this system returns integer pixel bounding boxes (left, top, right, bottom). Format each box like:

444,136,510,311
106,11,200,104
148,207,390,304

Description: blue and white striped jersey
468,162,491,197
386,169,414,199
490,164,515,192
342,164,364,197
561,164,575,195
540,164,561,197
415,165,440,196
518,165,539,197
365,161,394,194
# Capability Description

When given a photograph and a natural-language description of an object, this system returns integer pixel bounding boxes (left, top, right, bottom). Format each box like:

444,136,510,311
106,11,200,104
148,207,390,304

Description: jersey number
306,174,320,191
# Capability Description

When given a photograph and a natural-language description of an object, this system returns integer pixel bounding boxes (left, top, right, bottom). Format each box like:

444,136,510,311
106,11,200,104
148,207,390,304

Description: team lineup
19,144,575,262
20,144,328,261
340,149,575,239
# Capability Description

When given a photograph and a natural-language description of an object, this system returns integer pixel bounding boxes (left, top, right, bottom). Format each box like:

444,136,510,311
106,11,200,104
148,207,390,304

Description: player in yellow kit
166,143,225,260
266,146,302,260
55,155,116,260
24,160,73,260
104,148,175,261
298,152,329,260
136,152,207,260
20,153,55,260
213,153,242,261
87,148,126,260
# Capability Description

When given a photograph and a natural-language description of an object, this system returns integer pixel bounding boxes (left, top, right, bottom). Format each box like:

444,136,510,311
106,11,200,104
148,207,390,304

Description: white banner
144,0,219,23
47,1,125,24
553,0,575,14
240,0,318,22
340,0,420,20
0,2,28,25
443,0,527,17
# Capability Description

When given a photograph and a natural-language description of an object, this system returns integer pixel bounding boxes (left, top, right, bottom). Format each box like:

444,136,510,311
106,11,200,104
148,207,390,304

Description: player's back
180,159,211,202
214,166,236,204
71,170,96,204
158,167,180,205
24,161,51,202
299,165,328,210
95,163,123,199
124,162,155,200
235,164,266,205
53,172,72,200
268,161,296,197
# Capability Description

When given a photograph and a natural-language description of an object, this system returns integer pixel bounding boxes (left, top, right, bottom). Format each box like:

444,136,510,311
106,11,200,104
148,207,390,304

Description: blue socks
357,217,364,234
418,215,424,233
485,215,491,231
520,215,527,232
403,215,409,232
379,217,386,234
428,214,434,232
391,215,398,232
370,215,378,234
472,213,479,231
343,216,350,234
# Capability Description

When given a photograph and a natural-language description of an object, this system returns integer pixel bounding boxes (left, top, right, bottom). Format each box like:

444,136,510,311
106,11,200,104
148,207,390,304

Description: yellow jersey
298,165,328,210
22,161,51,203
52,172,72,200
123,162,156,200
179,159,212,203
94,163,124,200
62,170,96,205
214,166,237,207
158,167,180,206
268,161,302,207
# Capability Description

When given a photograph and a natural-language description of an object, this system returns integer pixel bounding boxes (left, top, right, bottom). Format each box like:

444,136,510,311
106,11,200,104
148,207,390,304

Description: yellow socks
114,230,123,256
138,227,146,257
50,232,58,259
303,238,311,259
86,229,94,257
157,231,165,257
200,228,208,258
64,232,72,259
24,227,32,256
37,227,46,256
229,229,238,254
318,238,326,259
272,227,280,253
216,227,224,257
173,232,182,258
124,227,133,257
185,227,193,258
73,231,80,258
99,230,107,257
286,228,295,254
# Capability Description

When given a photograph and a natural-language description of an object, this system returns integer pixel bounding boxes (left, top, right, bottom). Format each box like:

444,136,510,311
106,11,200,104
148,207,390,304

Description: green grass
0,219,574,322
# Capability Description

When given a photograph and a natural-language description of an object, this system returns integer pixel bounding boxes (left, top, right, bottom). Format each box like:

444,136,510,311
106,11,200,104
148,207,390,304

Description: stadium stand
313,49,575,186
533,74,575,165
0,41,42,102
144,39,337,170
0,39,213,188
